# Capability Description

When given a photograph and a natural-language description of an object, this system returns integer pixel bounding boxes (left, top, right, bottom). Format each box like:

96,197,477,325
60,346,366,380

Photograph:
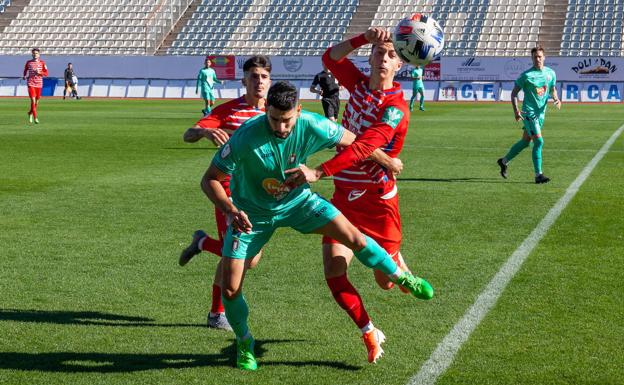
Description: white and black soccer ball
392,14,444,66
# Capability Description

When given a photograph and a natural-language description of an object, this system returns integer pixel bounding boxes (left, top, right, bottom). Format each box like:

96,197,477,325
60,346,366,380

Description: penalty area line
408,122,624,385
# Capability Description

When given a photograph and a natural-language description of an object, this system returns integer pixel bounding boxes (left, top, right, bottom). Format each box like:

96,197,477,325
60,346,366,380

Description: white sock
389,266,402,281
360,321,375,335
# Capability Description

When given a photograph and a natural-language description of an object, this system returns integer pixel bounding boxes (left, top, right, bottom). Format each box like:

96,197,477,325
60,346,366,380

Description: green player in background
409,64,425,112
201,81,433,371
196,56,224,116
498,46,561,184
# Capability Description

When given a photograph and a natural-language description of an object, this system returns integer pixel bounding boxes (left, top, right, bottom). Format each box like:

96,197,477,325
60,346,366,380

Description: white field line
408,123,624,385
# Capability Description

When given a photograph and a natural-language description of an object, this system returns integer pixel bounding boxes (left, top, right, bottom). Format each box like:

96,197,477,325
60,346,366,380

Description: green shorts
522,113,544,136
222,193,340,259
413,86,424,93
200,88,215,102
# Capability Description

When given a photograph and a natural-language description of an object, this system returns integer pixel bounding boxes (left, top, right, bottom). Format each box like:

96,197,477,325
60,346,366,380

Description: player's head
242,55,272,99
31,48,40,59
67,62,73,69
531,46,545,70
204,56,212,67
266,81,301,139
368,40,403,83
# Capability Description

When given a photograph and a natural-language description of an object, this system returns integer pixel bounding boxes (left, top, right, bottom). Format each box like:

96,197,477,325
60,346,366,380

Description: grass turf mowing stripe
408,122,624,385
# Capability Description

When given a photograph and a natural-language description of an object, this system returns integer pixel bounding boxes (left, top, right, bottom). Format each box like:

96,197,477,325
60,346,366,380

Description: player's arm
368,149,403,175
510,85,523,121
201,163,252,233
41,63,48,77
551,85,561,110
195,71,201,93
23,62,28,79
309,76,322,95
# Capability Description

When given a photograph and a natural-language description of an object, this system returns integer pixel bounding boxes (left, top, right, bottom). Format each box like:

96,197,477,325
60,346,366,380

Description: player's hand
553,99,562,110
388,157,403,175
207,128,230,147
514,110,524,122
227,210,252,234
284,164,323,187
319,89,324,96
365,27,392,45
183,128,207,143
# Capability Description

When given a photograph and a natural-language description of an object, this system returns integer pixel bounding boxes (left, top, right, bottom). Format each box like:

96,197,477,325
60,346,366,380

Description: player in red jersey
23,48,48,124
285,27,425,364
178,55,272,330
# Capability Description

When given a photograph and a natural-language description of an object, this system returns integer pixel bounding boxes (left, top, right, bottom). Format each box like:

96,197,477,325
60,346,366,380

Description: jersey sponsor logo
232,238,239,251
536,85,547,96
221,143,231,158
262,178,291,200
347,189,367,201
381,107,403,129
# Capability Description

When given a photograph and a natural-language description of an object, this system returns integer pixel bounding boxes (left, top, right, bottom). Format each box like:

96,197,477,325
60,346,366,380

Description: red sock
211,284,224,314
200,235,222,257
30,101,36,118
326,274,370,329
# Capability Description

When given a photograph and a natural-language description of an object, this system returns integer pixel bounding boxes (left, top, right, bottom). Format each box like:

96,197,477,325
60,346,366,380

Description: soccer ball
392,13,444,66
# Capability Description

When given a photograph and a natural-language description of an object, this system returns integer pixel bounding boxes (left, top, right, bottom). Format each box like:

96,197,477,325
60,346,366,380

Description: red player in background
23,48,48,124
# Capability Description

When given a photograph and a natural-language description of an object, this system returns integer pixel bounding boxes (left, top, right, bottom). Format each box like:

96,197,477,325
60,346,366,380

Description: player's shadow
0,309,203,328
398,177,531,184
162,147,216,151
0,339,360,372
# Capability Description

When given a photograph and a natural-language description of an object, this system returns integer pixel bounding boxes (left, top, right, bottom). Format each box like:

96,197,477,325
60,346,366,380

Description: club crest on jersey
221,143,231,158
262,178,291,200
327,122,340,139
381,107,403,129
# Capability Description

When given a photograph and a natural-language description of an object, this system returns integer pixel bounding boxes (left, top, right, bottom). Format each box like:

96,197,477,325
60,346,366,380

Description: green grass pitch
0,97,622,385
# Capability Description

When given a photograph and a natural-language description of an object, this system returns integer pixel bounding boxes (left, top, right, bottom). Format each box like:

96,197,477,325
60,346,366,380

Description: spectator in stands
23,48,48,124
409,64,425,112
63,63,81,100
196,56,224,116
497,45,561,184
309,64,341,121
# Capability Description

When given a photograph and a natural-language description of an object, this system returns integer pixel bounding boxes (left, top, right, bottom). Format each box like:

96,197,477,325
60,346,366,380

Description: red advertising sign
207,55,236,80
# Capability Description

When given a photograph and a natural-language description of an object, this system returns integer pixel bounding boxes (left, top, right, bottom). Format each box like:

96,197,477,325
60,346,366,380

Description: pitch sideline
408,123,624,385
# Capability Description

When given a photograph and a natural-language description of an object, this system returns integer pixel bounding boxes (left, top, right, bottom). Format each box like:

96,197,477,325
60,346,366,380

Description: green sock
222,293,249,339
532,136,544,174
420,94,425,110
504,138,530,162
353,235,398,275
409,96,416,111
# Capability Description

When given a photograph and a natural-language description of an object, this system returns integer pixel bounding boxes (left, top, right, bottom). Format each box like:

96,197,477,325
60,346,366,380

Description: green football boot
395,272,434,300
236,336,257,371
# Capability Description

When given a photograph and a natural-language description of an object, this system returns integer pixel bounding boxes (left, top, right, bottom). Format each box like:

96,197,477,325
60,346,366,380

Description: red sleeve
23,61,29,77
321,122,395,177
41,61,48,77
194,99,234,128
322,35,368,93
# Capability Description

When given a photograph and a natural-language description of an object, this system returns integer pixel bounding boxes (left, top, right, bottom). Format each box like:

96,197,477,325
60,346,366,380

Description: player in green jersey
498,46,561,184
409,65,425,112
201,81,433,370
196,56,224,116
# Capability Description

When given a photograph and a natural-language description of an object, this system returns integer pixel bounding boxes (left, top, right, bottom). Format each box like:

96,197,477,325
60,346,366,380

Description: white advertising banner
549,57,624,82
235,56,322,80
600,83,623,102
562,83,582,102
438,81,458,101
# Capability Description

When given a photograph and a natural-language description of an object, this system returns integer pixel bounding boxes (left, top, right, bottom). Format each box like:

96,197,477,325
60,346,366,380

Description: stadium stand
0,0,193,55
0,0,623,57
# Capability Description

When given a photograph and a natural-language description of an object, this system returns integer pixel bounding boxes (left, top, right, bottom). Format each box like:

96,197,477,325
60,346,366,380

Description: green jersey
515,66,556,118
412,67,424,89
197,67,219,90
212,110,345,216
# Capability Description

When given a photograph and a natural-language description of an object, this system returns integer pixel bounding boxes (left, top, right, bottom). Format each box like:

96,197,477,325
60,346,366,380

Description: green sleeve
303,112,345,154
212,134,241,174
514,72,526,89
196,70,203,89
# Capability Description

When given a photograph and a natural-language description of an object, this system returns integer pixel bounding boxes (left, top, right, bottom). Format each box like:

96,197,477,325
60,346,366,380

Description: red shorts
28,86,42,99
322,184,402,255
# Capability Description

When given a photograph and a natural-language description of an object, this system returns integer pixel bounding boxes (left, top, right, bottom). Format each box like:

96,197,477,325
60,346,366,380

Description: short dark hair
243,55,272,73
531,45,545,56
31,48,40,53
68,62,72,65
267,81,298,111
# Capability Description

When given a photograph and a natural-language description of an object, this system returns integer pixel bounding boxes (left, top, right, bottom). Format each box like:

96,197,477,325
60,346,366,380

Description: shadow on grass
0,339,360,372
162,147,215,151
0,309,203,328
398,177,531,184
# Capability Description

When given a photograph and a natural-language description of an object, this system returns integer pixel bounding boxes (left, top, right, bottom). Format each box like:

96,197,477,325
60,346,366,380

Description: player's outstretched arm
201,164,252,233
183,126,229,145
368,149,403,175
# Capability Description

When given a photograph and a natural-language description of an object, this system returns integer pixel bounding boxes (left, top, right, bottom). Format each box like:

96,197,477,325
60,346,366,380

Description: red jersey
321,47,409,193
23,59,48,88
194,96,265,194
